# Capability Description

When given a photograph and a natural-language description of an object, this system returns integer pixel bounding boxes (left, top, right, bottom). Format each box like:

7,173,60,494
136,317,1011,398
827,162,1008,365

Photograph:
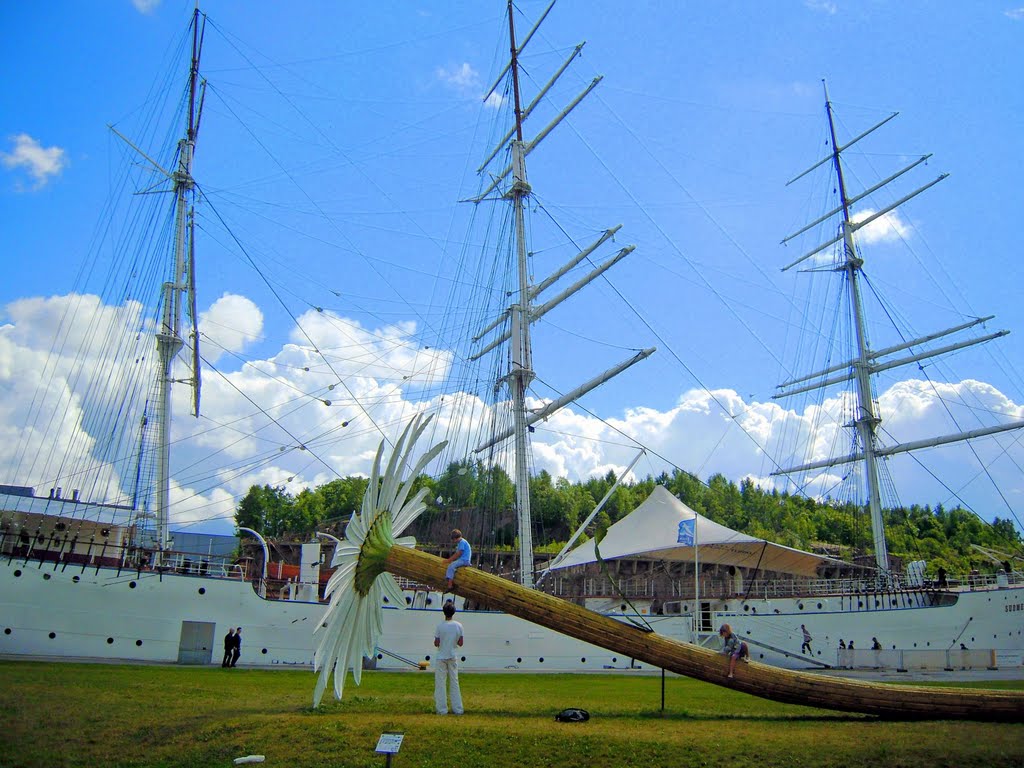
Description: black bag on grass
555,708,590,722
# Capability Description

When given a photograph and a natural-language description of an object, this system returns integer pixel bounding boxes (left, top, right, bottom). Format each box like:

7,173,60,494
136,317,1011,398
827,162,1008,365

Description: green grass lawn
1,662,1022,768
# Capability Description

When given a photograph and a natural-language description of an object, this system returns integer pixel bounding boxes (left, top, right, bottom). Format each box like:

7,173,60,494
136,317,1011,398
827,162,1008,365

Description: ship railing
394,575,433,592
835,648,1015,671
158,551,245,579
579,576,654,597
960,570,1021,589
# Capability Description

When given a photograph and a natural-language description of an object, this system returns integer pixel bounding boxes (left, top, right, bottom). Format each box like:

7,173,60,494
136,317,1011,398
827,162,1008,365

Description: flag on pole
677,518,695,546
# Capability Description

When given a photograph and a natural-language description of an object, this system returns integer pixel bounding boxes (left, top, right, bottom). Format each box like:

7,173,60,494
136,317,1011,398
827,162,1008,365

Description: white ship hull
4,556,1022,673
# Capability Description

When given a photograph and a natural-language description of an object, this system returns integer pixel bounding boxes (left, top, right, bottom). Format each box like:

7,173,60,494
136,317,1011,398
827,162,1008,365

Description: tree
318,477,368,521
235,485,294,537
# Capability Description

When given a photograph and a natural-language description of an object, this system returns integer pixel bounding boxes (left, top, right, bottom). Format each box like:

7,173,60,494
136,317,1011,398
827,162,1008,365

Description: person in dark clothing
230,626,242,667
222,627,236,667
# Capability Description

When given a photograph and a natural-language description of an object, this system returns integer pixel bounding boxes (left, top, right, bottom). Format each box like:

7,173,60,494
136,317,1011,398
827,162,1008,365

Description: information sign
374,733,404,755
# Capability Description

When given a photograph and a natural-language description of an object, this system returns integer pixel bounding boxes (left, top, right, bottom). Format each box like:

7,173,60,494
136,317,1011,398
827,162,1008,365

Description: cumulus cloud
851,208,911,245
199,293,263,364
1005,8,1024,20
1,134,67,190
3,290,1022,536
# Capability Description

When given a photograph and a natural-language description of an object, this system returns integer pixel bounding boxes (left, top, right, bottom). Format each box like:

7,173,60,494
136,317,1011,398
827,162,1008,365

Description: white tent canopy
549,485,843,578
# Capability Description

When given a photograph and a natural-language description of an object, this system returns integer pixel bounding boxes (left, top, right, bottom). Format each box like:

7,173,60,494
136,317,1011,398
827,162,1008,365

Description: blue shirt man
445,529,471,589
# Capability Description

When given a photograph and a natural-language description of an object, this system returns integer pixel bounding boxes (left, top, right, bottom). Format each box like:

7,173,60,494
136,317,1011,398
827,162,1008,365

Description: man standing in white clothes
433,601,464,715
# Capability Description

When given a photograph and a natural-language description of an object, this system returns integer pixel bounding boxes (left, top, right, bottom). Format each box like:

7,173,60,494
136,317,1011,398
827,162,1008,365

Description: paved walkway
812,666,1024,683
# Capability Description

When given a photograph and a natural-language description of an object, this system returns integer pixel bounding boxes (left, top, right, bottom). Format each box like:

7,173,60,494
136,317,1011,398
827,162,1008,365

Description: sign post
374,732,404,768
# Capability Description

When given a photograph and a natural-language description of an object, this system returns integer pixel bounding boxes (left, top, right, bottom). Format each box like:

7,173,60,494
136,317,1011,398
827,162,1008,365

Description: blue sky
2,1,1023,537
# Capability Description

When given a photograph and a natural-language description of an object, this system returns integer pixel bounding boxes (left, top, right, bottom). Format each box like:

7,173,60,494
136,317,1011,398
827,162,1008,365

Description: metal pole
238,527,269,598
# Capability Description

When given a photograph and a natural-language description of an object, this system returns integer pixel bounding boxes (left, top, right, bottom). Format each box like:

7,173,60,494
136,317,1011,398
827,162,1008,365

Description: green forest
235,460,1023,576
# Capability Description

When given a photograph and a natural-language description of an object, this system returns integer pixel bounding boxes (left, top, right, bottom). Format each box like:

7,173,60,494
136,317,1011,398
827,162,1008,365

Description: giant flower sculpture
310,416,1024,722
312,414,445,707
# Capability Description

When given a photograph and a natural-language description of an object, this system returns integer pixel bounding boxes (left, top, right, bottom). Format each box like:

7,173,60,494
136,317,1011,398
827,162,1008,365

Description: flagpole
694,512,700,631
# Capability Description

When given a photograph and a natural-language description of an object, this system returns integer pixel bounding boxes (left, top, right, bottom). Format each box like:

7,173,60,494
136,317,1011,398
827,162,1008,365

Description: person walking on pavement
230,626,242,667
222,627,235,667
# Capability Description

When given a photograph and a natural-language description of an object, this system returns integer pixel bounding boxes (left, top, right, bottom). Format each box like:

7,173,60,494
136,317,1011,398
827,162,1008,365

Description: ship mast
469,1,654,588
774,81,1024,577
505,2,537,588
154,9,206,557
824,83,890,571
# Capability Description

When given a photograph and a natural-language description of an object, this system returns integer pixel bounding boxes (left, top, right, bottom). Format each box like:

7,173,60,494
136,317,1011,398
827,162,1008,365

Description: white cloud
3,291,1022,535
131,0,161,14
436,62,506,109
1,134,67,190
851,208,911,245
199,293,263,364
805,0,838,14
437,63,481,93
1005,8,1024,20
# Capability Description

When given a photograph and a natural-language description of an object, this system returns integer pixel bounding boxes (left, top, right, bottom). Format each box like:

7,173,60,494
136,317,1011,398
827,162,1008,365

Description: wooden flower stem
385,545,1024,722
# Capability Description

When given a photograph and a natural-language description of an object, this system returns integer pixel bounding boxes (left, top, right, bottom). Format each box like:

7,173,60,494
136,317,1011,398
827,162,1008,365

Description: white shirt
434,619,464,660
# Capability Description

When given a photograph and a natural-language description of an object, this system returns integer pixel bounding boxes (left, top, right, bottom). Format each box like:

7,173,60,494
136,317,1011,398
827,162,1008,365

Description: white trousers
434,657,463,714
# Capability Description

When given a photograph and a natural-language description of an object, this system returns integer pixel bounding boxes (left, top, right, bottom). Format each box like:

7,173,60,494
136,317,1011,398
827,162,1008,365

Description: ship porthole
461,656,466,662
516,657,522,663
13,570,21,578
135,640,143,646
539,657,544,663
612,657,618,663
425,598,433,606
107,638,114,644
816,602,822,609
405,597,411,605
129,581,137,589
425,655,431,661
43,573,51,581
581,657,586,663
377,653,383,660
48,632,56,639
72,576,80,583
743,605,749,611
797,603,804,610
3,628,10,635
382,596,389,603
198,588,206,595
620,604,626,611
261,648,268,654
